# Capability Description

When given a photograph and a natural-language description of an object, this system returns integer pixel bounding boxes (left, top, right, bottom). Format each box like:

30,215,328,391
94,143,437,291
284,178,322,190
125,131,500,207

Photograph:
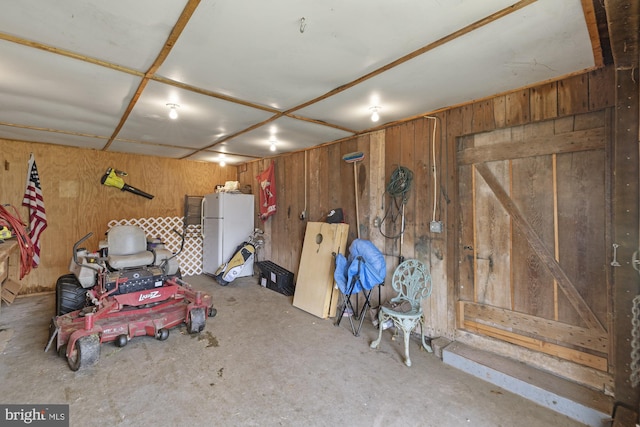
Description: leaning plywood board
293,222,349,319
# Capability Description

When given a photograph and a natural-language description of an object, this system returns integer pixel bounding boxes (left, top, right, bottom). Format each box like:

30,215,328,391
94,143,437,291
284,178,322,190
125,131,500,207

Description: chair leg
420,316,433,353
402,327,412,367
370,310,384,349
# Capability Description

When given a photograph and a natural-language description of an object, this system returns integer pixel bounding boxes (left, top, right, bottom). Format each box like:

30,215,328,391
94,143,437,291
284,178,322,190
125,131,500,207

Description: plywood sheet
293,222,349,319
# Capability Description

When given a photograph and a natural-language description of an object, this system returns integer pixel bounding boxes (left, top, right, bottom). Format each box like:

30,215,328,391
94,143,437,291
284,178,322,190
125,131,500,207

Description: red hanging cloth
256,160,276,221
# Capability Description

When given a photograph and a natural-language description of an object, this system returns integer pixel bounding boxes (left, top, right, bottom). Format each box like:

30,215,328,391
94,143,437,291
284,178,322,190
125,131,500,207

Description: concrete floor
0,274,585,427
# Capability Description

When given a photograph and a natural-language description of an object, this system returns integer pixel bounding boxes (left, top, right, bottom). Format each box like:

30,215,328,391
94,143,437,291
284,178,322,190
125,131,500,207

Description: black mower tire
188,308,206,334
67,334,100,371
56,274,87,316
57,344,67,358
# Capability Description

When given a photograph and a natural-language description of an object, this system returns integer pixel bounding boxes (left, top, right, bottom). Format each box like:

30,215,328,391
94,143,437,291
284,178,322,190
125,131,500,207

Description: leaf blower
100,168,154,199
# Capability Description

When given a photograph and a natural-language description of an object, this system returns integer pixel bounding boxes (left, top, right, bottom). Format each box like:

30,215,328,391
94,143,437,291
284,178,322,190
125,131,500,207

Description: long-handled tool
101,167,154,199
342,152,365,238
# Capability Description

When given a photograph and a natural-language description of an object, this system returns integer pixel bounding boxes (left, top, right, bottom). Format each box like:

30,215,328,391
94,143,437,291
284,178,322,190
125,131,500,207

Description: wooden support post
605,0,640,410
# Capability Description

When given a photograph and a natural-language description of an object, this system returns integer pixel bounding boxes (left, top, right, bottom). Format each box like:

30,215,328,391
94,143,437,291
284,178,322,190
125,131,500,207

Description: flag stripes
22,153,47,266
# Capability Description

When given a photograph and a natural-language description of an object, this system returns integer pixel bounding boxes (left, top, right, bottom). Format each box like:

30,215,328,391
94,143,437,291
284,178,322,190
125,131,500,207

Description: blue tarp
334,239,386,294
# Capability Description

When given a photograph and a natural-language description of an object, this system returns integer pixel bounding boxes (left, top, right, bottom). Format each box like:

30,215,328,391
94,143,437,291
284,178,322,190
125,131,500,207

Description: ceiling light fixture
166,103,179,120
269,136,277,152
370,106,381,122
218,154,226,167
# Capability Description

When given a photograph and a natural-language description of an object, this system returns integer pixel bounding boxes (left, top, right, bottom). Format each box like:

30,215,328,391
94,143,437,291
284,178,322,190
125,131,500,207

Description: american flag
22,153,47,266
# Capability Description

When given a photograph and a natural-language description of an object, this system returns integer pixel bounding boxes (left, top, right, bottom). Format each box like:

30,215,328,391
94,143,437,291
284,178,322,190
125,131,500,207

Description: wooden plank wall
241,65,615,343
240,114,451,337
0,139,235,294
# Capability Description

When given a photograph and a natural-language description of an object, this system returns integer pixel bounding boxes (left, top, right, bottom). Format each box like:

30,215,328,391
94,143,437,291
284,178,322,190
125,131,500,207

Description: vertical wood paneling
255,159,272,262
511,154,555,319
449,108,472,327
282,156,294,267
414,118,431,263
289,152,306,276
328,143,344,221
505,89,530,126
272,158,286,265
493,95,507,128
0,139,235,293
558,74,589,116
461,104,474,136
308,148,324,222
530,82,558,122
472,100,495,133
440,110,457,336
339,138,358,241
383,126,402,259
589,67,615,111
368,130,386,305
356,134,371,240
556,149,607,327
399,122,416,262
457,162,475,304
473,159,512,309
423,115,448,336
414,117,433,332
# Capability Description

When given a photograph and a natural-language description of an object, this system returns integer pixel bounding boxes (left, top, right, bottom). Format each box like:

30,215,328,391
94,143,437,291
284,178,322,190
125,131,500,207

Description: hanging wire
424,116,440,222
0,204,34,279
379,166,414,239
385,165,413,203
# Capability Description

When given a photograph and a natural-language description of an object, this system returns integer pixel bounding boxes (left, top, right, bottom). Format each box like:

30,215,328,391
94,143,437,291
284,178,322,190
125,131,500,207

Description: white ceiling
0,0,597,165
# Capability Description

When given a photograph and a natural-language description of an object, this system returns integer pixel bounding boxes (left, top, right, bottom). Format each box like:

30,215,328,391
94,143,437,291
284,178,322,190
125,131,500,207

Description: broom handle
354,162,360,239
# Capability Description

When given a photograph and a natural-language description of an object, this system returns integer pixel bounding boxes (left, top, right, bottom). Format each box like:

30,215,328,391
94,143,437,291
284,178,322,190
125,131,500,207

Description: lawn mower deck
47,277,213,371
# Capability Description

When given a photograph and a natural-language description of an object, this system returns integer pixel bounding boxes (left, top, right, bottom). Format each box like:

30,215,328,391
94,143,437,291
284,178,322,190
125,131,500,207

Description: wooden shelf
0,240,22,308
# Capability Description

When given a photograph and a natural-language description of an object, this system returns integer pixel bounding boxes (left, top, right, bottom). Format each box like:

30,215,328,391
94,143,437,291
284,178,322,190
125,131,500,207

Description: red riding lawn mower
45,225,216,371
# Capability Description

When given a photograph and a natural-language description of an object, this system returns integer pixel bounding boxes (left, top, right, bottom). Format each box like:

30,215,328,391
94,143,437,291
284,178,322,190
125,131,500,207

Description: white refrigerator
201,193,255,276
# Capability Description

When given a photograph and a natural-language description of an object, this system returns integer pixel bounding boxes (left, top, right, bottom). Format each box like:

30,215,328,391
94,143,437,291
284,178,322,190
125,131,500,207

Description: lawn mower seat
106,225,155,270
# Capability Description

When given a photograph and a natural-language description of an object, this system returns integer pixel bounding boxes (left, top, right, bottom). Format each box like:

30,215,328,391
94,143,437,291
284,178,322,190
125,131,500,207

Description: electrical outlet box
430,221,443,233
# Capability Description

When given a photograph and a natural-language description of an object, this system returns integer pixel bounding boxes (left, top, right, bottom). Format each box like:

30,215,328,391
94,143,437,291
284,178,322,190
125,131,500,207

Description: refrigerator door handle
201,197,206,238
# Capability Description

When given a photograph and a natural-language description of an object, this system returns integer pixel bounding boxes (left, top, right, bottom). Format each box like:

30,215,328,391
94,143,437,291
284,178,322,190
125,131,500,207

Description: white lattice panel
107,217,203,276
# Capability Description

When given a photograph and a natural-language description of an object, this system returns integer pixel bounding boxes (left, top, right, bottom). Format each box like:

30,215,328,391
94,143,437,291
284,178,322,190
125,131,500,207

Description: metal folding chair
334,239,385,336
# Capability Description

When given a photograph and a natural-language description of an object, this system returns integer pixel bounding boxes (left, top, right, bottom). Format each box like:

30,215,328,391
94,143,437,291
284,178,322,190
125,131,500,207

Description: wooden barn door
456,110,611,374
